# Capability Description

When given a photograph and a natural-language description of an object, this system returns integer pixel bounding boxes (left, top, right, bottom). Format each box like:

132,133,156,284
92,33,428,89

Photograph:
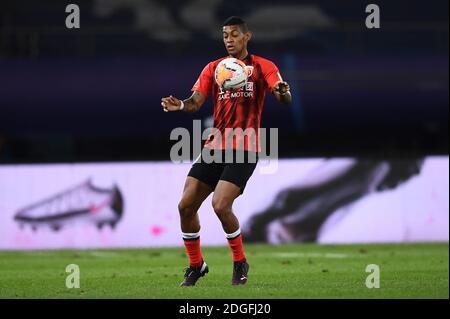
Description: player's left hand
273,81,290,95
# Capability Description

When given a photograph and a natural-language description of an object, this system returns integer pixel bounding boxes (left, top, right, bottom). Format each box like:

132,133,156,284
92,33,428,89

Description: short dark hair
222,16,249,33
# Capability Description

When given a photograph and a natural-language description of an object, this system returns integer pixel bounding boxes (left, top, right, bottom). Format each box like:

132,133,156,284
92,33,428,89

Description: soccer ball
214,58,253,91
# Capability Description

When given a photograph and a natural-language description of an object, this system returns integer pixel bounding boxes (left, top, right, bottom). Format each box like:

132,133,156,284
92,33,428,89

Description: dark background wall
0,0,448,162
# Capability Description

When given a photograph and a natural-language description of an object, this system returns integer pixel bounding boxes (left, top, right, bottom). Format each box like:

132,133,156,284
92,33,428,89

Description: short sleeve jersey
191,54,283,152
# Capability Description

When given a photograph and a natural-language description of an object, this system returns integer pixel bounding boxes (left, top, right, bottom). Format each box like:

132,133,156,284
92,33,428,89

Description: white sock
182,232,200,240
225,228,241,239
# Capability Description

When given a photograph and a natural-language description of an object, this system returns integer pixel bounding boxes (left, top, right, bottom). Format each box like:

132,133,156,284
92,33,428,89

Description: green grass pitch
0,243,448,299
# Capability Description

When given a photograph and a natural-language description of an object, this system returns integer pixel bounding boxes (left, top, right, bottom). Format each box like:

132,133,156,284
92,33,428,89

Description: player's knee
212,197,231,218
178,199,196,219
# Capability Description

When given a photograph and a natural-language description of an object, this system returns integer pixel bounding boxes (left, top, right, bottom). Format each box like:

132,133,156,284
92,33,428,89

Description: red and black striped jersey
192,54,283,152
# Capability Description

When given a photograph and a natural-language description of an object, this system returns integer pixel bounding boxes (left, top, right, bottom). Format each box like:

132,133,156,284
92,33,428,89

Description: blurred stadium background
0,0,448,161
0,0,448,298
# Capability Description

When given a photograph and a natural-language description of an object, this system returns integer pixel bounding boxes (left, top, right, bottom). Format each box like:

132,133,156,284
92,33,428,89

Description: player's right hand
161,95,182,112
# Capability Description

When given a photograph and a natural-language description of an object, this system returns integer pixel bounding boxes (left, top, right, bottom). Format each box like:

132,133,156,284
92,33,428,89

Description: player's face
223,25,249,57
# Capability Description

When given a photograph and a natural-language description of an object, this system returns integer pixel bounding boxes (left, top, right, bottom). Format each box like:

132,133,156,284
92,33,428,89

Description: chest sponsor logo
218,82,254,101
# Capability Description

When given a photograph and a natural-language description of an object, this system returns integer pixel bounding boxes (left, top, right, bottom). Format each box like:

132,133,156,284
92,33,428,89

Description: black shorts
187,150,258,194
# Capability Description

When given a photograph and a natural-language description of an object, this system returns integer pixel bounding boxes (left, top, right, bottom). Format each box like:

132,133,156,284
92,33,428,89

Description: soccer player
161,16,292,286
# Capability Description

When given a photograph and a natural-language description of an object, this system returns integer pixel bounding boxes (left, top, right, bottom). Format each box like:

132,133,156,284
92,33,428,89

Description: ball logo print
214,58,254,91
